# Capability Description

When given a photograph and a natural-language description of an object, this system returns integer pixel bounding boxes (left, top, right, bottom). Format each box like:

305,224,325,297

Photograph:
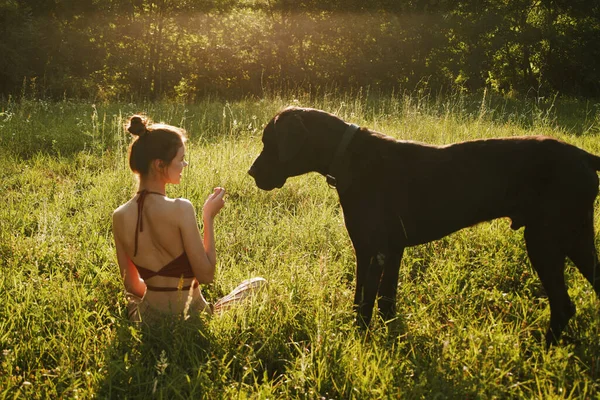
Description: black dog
249,106,600,346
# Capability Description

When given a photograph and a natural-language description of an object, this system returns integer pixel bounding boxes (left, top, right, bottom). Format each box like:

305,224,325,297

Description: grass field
1,90,600,398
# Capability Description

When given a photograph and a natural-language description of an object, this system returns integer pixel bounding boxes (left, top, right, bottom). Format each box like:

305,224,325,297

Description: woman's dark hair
126,115,187,176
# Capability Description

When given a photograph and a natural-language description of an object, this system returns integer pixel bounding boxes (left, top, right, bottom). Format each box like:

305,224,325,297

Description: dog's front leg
353,247,384,329
377,250,403,321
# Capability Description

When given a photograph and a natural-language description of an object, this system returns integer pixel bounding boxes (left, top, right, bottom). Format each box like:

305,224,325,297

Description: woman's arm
178,188,225,283
112,212,146,298
200,187,225,266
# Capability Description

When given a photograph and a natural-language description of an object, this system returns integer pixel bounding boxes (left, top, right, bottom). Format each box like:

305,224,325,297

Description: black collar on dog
326,123,359,194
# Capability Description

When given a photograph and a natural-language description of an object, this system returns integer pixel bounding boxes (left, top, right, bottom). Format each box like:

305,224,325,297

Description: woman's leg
125,292,144,322
213,277,267,313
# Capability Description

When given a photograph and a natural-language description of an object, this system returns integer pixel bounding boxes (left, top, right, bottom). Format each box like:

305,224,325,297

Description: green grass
1,91,600,399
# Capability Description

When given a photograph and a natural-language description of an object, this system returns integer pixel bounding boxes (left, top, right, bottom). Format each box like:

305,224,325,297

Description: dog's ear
275,113,308,162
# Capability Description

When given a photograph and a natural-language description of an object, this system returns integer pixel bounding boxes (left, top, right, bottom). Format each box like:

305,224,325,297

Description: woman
112,115,264,322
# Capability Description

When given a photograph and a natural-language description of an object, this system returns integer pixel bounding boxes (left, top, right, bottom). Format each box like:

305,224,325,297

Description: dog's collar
326,123,359,194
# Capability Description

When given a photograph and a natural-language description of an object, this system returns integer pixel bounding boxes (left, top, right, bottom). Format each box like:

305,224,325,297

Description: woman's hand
203,187,226,219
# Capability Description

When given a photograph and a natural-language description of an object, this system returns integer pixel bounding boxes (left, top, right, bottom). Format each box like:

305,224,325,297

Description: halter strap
134,190,165,257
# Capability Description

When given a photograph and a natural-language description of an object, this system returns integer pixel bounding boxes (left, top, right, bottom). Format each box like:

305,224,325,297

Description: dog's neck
325,123,360,194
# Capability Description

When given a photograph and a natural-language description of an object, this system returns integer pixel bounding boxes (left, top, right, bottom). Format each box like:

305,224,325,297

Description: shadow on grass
96,287,295,398
97,312,221,399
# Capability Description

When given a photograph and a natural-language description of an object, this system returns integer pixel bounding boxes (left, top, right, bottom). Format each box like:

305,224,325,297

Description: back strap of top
134,190,165,257
146,280,199,292
133,252,194,280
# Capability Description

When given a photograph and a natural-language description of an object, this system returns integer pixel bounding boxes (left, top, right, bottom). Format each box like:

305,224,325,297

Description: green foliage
0,0,599,100
1,93,600,398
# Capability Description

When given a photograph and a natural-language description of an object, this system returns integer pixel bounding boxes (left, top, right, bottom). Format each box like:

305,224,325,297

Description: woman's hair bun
127,115,148,137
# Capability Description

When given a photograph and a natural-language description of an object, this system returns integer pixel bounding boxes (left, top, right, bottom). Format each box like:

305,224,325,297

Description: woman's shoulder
112,200,136,233
113,199,134,219
172,197,196,215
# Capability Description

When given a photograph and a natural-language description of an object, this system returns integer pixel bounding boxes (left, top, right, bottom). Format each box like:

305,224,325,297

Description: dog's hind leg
566,211,600,298
524,225,574,347
377,251,403,321
353,248,384,329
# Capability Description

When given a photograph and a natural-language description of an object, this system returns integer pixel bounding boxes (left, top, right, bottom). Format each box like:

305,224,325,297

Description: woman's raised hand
203,187,226,219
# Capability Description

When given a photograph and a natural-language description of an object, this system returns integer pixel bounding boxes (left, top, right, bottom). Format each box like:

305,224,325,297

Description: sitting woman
112,115,265,322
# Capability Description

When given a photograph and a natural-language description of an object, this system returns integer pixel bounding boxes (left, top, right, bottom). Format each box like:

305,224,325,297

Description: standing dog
248,106,600,346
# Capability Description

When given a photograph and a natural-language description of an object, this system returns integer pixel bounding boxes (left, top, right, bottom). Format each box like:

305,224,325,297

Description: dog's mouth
248,164,287,190
254,178,286,191
249,173,286,191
